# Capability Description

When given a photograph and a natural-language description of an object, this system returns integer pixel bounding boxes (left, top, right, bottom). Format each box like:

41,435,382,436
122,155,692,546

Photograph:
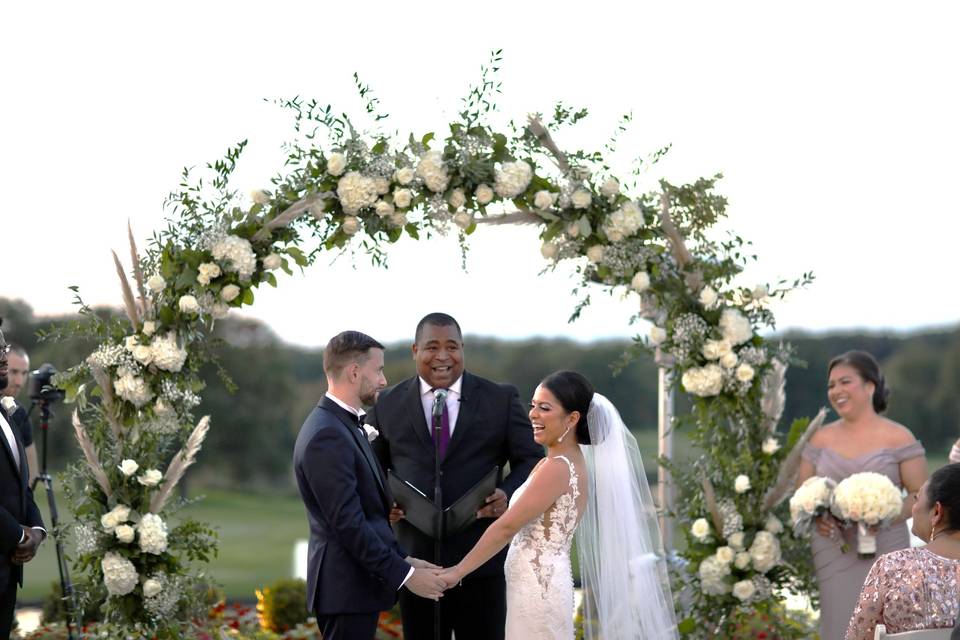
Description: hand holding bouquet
789,476,836,536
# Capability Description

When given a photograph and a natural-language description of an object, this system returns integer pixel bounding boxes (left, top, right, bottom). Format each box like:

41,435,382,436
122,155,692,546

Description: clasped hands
403,557,467,601
11,526,43,565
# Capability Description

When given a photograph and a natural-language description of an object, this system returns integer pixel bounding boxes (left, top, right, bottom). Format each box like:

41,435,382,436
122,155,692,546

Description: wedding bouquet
789,476,836,536
830,471,903,556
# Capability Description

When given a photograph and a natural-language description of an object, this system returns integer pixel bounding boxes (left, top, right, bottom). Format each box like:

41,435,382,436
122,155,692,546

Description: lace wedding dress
504,455,581,640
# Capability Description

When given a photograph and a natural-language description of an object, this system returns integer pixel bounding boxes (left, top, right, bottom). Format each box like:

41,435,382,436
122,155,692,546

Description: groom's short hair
323,331,384,378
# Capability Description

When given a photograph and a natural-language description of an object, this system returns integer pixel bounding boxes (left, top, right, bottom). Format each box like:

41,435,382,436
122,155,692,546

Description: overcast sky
3,2,957,347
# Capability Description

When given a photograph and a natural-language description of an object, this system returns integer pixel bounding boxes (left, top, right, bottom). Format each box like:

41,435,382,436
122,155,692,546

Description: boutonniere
362,424,380,442
0,397,16,413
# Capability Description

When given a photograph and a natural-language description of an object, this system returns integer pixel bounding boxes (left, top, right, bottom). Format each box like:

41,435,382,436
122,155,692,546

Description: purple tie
433,389,451,458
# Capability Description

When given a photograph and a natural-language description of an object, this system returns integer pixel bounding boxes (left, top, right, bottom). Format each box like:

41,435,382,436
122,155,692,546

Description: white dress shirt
419,375,462,436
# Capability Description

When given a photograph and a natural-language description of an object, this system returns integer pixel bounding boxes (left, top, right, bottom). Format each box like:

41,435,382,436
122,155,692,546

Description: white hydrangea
600,177,620,198
416,151,450,193
211,235,257,280
341,216,361,236
475,183,494,205
453,212,474,230
114,367,153,408
102,552,138,596
700,286,719,309
336,172,379,214
752,284,769,301
262,254,282,271
138,513,169,555
681,364,724,397
691,517,711,542
118,459,139,477
698,555,731,595
631,271,650,293
250,189,271,205
571,189,592,209
540,242,559,261
146,274,166,293
736,363,756,383
373,177,390,195
138,469,163,487
221,284,241,302
720,308,753,345
732,579,756,602
115,525,135,544
394,166,414,185
393,189,412,209
375,200,395,217
178,295,199,314
326,152,347,176
734,551,752,570
586,245,604,263
649,326,668,346
603,201,644,241
533,190,556,210
150,333,187,373
749,530,781,573
196,262,221,286
734,474,752,494
494,160,533,199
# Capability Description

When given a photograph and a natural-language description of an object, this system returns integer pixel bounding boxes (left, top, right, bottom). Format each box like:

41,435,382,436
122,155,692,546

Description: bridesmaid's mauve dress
800,441,925,640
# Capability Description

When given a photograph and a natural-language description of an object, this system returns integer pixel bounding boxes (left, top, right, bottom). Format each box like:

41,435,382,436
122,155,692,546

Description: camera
29,363,66,403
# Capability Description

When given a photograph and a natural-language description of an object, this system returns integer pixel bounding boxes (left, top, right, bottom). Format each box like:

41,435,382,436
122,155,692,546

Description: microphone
432,389,448,418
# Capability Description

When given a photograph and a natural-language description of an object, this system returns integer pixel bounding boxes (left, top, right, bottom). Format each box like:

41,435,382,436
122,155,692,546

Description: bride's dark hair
540,370,595,444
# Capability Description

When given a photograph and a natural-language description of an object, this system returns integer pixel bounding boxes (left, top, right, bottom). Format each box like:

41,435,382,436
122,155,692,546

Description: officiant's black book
388,466,500,539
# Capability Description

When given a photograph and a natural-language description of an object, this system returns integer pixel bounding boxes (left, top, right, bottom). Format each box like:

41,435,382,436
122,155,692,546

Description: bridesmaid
796,350,927,640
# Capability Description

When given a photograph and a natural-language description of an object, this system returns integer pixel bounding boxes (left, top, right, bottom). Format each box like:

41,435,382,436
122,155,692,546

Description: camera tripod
29,400,80,640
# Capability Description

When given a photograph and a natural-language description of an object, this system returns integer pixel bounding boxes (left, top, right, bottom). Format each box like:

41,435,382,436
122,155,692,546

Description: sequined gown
801,441,926,640
846,547,960,639
504,455,581,639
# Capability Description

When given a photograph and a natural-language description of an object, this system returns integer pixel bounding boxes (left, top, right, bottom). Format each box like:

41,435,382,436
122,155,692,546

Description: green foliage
256,578,309,633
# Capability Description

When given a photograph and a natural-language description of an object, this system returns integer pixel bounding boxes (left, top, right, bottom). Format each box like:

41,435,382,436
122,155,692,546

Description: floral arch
54,54,816,637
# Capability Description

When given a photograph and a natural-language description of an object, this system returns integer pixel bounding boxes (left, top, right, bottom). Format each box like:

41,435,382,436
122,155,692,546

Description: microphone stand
431,391,446,640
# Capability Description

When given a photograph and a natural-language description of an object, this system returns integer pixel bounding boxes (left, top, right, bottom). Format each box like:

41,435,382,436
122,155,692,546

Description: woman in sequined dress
797,351,928,640
846,463,960,639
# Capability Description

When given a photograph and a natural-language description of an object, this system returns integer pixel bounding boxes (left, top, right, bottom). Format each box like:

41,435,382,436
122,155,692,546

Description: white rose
736,363,755,383
650,326,667,346
262,254,282,271
448,188,466,209
220,285,241,302
631,271,651,293
143,578,162,598
178,295,199,314
124,335,139,351
196,262,221,286
342,216,360,236
250,189,271,205
534,190,556,210
765,515,784,534
691,517,711,542
394,166,415,185
475,184,494,205
100,512,118,531
326,152,347,176
142,321,156,337
734,474,752,494
600,177,620,198
0,397,15,413
715,546,735,565
373,177,390,195
586,245,604,263
375,200,395,217
362,424,379,442
132,345,153,366
727,531,746,551
720,351,739,369
702,339,724,361
699,286,719,309
762,437,781,455
734,551,751,570
118,459,139,477
137,469,163,487
115,525,135,544
732,579,756,602
389,211,408,227
146,274,166,293
453,212,474,230
565,221,581,238
752,284,769,301
571,189,592,209
393,188,413,209
540,242,559,261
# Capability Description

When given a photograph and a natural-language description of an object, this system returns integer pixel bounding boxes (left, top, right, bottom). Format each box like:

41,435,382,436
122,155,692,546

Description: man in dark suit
0,322,45,638
366,312,543,640
293,330,446,640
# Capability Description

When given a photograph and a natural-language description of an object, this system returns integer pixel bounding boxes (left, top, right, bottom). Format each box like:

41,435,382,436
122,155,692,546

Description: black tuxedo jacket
366,371,543,577
293,396,410,616
0,404,43,593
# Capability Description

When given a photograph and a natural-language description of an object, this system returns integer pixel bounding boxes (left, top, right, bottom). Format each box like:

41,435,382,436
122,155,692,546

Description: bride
438,371,678,639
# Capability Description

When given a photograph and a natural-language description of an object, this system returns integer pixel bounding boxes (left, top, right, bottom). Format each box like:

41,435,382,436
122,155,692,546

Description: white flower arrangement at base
830,471,903,556
789,475,836,536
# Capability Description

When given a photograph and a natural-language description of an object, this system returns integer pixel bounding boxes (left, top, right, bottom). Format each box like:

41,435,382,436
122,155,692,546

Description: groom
293,331,446,640
366,312,543,640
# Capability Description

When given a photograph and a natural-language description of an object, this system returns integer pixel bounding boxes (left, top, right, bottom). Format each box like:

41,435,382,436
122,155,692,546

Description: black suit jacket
0,404,43,592
293,396,410,616
366,371,543,577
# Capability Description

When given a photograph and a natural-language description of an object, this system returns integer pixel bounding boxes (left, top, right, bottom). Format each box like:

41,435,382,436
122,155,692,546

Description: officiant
366,312,542,640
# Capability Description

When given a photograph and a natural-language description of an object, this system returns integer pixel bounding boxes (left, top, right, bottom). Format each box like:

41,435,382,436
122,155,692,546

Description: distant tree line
2,298,956,489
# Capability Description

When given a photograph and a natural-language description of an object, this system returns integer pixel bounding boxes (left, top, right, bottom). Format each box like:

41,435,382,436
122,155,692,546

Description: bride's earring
557,423,574,443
